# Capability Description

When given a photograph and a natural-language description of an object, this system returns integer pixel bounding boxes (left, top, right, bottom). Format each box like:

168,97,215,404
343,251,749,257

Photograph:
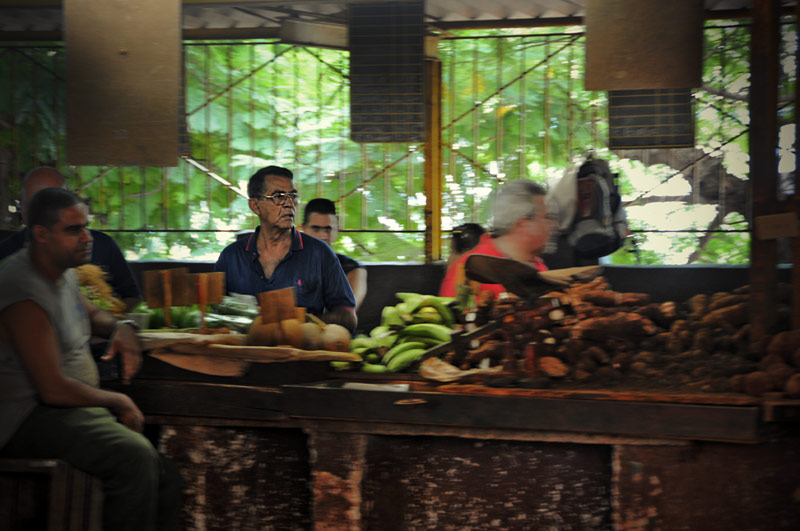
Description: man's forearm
323,307,357,333
38,373,129,411
347,268,368,311
88,307,123,337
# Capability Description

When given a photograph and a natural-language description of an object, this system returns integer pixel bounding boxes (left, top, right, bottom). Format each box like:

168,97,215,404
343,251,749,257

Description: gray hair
491,179,547,235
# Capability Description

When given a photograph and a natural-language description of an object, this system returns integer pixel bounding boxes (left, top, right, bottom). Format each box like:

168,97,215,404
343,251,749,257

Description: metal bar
567,43,573,158
271,43,278,163
52,48,62,165
226,44,234,210
338,83,346,229
407,145,413,228
424,58,443,262
339,148,418,201
162,165,169,229
361,144,368,229
471,40,479,220
139,167,147,230
32,49,39,166
749,0,781,343
496,38,503,178
249,45,255,180
519,36,527,180
293,50,299,169
182,159,190,230
182,156,247,198
795,3,800,329
543,37,550,167
118,167,124,230
384,147,390,217
316,60,323,198
447,41,456,221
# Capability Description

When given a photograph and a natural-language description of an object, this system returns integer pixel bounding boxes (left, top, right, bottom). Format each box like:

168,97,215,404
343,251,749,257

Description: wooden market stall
2,1,800,530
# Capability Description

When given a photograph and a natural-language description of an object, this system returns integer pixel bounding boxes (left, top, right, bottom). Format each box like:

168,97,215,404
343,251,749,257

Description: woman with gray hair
439,179,552,298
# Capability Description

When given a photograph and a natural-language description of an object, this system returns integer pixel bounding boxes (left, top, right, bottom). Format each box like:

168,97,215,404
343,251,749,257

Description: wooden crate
0,459,102,531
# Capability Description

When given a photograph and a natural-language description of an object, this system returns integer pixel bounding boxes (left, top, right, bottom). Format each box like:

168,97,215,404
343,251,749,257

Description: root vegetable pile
455,278,799,397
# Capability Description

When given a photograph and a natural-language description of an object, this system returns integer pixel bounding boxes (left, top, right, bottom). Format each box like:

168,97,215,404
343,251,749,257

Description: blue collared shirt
214,227,355,317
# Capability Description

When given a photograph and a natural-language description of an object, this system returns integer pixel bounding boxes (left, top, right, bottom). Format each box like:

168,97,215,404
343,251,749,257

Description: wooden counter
107,369,800,530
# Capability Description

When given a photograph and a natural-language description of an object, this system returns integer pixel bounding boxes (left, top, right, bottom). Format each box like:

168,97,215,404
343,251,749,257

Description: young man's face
302,212,338,245
39,203,93,269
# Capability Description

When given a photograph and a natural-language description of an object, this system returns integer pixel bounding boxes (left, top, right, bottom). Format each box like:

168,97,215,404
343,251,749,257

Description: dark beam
749,0,781,343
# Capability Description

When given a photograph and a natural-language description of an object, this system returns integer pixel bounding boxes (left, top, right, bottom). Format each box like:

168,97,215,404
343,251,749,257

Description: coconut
300,322,322,350
280,319,305,348
248,322,281,346
320,323,351,352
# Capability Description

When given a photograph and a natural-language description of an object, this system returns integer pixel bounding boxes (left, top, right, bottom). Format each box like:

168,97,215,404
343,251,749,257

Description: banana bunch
335,293,458,373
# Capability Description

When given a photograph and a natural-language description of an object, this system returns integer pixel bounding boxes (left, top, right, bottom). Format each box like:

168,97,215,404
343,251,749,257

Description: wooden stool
0,458,102,531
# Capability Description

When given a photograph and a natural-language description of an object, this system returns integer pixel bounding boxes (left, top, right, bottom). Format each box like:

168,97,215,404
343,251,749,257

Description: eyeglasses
254,192,301,205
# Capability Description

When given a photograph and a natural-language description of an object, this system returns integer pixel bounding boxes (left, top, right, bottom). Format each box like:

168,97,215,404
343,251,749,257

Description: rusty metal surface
614,438,800,530
159,425,312,531
308,432,366,531
360,435,612,530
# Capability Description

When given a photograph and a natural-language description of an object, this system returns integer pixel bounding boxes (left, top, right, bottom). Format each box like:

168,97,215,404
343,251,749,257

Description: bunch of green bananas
333,293,457,373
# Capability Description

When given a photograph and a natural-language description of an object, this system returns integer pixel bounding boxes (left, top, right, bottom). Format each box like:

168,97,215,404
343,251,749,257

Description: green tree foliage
1,21,791,265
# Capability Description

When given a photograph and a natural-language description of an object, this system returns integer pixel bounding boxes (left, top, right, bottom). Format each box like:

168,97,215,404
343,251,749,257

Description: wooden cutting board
139,330,360,362
139,331,245,350
172,343,360,362
150,351,251,377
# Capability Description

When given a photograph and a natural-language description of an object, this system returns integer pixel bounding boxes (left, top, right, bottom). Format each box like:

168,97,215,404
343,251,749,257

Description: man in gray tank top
0,188,181,531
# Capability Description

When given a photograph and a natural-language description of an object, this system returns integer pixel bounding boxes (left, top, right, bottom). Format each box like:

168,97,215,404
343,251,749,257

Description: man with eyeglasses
439,179,553,298
215,166,357,332
301,198,368,311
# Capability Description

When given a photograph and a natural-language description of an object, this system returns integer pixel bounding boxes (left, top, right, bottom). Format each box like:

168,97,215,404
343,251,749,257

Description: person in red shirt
439,180,553,298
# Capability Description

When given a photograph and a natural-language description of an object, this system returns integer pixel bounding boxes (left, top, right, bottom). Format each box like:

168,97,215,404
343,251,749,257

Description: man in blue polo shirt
215,166,357,332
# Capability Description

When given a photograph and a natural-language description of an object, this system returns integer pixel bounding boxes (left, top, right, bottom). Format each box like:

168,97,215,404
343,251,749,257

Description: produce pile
76,264,126,317
132,296,259,332
342,293,458,373
345,280,800,398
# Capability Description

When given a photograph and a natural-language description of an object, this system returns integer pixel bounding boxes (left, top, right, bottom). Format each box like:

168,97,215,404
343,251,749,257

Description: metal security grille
349,1,426,143
1,21,791,266
608,89,694,149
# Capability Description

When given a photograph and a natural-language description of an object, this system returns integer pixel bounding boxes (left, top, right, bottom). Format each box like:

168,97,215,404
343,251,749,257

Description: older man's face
524,195,553,255
249,175,298,230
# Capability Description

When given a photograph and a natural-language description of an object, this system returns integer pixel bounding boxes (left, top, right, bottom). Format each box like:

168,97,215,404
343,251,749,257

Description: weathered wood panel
160,426,312,530
614,440,800,530
361,436,612,530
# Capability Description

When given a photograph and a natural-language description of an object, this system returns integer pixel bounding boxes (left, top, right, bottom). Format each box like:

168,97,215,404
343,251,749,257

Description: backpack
566,157,627,259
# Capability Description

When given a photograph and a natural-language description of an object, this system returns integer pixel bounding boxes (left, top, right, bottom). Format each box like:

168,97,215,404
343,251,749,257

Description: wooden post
794,0,800,329
749,0,780,345
425,57,443,262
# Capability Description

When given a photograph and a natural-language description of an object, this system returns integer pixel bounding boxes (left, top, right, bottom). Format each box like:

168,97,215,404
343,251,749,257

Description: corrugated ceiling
0,0,793,36
0,0,797,40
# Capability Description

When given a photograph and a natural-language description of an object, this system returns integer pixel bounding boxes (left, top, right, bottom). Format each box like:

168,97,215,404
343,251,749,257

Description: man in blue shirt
215,166,357,332
0,167,142,312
